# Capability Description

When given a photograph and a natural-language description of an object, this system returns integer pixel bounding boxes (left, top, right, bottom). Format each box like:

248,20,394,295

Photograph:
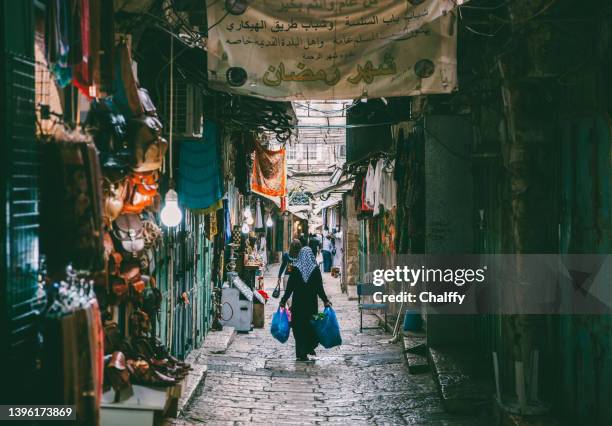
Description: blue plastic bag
310,307,342,348
271,307,290,343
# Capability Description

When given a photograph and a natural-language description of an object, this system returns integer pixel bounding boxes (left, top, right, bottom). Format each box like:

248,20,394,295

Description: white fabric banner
207,0,463,100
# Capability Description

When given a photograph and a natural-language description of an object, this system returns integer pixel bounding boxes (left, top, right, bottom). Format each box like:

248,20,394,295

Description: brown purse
120,259,146,295
103,178,127,225
113,214,145,253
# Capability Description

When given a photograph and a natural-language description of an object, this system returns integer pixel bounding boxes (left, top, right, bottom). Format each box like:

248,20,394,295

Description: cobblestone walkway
181,265,484,425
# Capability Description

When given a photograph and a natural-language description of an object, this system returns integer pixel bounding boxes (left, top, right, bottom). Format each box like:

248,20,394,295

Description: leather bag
122,172,158,214
128,89,167,172
113,213,145,253
103,178,127,225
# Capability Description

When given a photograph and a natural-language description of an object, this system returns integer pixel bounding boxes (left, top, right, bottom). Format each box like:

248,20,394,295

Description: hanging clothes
361,176,374,212
46,0,72,87
178,122,223,210
251,141,287,197
371,159,384,215
72,0,91,97
380,160,397,213
364,161,377,208
223,199,232,242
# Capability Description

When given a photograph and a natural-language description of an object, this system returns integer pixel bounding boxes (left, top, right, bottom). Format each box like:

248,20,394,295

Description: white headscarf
293,246,318,283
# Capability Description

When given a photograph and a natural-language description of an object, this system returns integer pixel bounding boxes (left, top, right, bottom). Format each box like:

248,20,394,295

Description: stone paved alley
178,265,487,425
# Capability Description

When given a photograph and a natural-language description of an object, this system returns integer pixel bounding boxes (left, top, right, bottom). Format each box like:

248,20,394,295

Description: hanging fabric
361,176,374,212
178,121,223,210
223,199,232,242
72,0,91,97
364,161,377,208
46,0,72,87
251,141,287,197
378,159,397,214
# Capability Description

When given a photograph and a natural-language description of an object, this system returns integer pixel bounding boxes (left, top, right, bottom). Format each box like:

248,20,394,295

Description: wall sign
207,0,464,100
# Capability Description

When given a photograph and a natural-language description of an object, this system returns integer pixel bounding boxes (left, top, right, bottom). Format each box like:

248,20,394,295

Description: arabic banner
207,0,464,100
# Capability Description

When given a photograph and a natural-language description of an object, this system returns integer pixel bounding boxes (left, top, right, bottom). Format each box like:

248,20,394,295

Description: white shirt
322,238,333,252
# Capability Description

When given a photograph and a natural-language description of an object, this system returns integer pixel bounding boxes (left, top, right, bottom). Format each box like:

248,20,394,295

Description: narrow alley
179,265,485,426
1,1,611,425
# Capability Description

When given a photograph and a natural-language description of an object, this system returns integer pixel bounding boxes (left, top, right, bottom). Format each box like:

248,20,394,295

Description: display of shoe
105,351,132,393
127,359,176,387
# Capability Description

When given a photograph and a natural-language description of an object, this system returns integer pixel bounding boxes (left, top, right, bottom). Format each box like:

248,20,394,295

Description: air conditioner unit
164,80,203,138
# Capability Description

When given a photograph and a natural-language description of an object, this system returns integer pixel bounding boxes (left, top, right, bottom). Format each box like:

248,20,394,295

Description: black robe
280,266,330,358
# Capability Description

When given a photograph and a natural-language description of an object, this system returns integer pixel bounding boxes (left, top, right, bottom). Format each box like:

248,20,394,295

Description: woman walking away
280,247,332,361
277,239,301,291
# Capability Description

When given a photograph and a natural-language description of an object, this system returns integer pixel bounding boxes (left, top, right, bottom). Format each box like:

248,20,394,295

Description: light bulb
246,215,254,225
266,215,273,227
241,222,250,233
243,207,252,218
160,189,182,227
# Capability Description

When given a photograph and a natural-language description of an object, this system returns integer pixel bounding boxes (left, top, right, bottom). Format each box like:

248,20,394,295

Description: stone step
429,346,494,415
401,332,429,374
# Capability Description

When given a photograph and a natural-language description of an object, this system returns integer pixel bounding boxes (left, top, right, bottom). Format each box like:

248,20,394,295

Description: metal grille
5,54,42,355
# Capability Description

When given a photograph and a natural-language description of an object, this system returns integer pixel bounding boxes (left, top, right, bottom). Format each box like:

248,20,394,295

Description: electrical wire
458,0,516,10
492,0,558,24
207,10,231,33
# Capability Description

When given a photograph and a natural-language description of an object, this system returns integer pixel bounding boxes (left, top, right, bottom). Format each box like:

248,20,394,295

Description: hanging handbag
272,283,281,298
120,259,146,295
113,213,145,253
122,171,158,214
103,178,128,225
128,88,167,172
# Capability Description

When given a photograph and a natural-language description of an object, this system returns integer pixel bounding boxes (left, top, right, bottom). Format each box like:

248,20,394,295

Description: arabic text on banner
207,0,464,100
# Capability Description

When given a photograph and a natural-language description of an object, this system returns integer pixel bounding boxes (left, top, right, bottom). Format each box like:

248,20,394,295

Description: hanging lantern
266,214,274,227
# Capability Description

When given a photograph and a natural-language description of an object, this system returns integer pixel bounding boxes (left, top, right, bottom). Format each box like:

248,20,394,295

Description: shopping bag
271,307,290,343
310,307,342,349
